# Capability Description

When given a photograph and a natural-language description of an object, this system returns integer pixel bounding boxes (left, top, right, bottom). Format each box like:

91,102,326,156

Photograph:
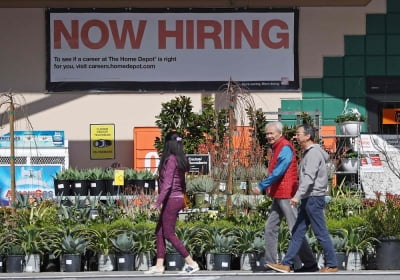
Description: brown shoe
319,266,339,272
267,263,291,273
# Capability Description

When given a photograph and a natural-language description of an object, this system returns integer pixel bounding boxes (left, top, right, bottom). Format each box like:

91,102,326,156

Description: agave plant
110,232,136,254
61,234,89,255
87,167,104,180
235,227,264,254
209,233,237,254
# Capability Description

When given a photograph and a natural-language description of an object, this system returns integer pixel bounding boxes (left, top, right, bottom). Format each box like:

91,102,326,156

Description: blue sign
0,130,65,148
0,165,61,206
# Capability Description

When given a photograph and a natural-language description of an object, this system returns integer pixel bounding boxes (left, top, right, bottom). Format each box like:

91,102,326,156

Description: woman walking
145,131,199,275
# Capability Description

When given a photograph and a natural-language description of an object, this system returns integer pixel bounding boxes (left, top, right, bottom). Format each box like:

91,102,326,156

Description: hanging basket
341,158,359,172
339,121,363,136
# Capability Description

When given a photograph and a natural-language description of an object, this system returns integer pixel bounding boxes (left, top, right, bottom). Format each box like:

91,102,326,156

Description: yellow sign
114,169,124,186
90,124,115,159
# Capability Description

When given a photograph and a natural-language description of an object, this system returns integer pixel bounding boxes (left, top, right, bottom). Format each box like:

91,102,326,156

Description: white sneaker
144,266,165,274
179,262,200,274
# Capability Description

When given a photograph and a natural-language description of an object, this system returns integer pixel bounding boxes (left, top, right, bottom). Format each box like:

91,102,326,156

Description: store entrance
366,76,400,134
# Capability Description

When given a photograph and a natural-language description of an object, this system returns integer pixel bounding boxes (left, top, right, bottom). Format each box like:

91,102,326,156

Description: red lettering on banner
261,20,289,49
197,20,222,49
158,19,289,49
224,21,232,49
53,19,146,49
109,20,146,49
234,20,259,48
81,20,109,49
186,20,195,49
158,20,184,49
54,20,79,49
53,18,289,50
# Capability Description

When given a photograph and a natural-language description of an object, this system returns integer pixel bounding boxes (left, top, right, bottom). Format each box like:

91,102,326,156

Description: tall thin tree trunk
9,100,16,210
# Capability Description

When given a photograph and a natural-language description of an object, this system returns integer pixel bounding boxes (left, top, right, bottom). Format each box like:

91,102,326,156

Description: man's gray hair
266,121,283,133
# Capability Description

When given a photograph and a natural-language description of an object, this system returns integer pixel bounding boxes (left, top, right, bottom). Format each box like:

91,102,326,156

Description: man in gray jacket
267,124,338,273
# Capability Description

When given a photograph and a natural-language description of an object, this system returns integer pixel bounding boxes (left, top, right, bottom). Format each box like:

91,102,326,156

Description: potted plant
6,243,25,273
141,170,157,194
340,151,359,173
364,192,400,270
234,227,264,271
209,233,237,271
246,163,267,190
212,165,228,193
186,175,214,208
102,168,119,195
110,231,136,271
18,225,46,273
132,222,156,271
86,167,106,196
60,233,89,272
69,168,89,196
53,168,74,196
334,108,365,136
329,228,348,270
84,225,118,271
233,164,248,194
345,226,378,271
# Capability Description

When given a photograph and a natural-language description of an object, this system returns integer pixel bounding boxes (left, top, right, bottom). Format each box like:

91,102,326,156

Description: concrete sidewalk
2,270,400,280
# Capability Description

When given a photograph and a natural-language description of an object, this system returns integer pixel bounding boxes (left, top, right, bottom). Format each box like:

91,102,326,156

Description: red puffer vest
267,137,298,198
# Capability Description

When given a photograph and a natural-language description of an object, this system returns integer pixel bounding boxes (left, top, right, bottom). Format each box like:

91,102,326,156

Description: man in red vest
252,121,318,272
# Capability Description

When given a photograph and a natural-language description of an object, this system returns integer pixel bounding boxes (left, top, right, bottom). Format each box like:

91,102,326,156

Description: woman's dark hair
158,131,189,173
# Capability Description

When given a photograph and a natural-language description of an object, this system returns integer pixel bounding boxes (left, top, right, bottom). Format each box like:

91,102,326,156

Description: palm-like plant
132,222,156,255
345,227,378,256
84,225,118,256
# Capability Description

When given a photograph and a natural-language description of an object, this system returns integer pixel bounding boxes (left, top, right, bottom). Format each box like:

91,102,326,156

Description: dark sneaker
319,266,339,272
294,263,319,272
266,263,291,273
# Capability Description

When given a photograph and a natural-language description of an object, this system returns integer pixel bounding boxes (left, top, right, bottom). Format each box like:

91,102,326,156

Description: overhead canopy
0,0,372,8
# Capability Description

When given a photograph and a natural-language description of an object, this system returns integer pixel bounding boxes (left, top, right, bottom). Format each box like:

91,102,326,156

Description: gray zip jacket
294,144,329,200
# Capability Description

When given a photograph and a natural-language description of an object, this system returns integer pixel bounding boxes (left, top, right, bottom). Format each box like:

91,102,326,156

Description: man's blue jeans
282,196,337,268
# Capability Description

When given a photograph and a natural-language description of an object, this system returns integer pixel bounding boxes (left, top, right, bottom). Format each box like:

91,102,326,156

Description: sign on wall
46,8,299,92
90,124,115,159
0,165,61,206
187,154,211,175
0,130,65,148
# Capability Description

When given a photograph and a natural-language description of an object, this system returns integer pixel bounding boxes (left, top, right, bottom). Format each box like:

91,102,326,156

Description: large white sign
46,8,298,92
358,134,400,198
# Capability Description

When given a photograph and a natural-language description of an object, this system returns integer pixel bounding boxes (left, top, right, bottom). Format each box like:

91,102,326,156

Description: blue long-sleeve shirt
258,145,293,192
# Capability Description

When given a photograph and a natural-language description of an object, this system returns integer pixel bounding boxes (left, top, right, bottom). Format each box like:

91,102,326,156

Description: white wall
0,0,386,168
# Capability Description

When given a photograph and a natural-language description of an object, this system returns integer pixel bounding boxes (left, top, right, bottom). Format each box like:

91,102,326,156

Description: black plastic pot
213,253,231,271
54,179,71,196
71,180,89,196
6,255,24,273
165,252,184,271
116,253,135,271
88,179,105,196
62,254,82,272
0,255,5,273
375,238,400,270
105,179,119,195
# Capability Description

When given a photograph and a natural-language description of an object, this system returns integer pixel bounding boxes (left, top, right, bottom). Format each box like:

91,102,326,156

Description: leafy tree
154,95,228,155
